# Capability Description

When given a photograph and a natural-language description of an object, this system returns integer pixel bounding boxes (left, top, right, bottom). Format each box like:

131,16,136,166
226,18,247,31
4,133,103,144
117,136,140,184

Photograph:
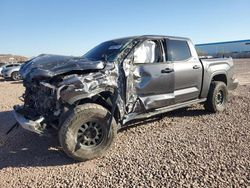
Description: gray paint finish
134,62,175,109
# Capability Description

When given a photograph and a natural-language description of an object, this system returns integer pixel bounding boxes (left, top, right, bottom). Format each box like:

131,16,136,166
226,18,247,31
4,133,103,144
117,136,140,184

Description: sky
0,0,250,57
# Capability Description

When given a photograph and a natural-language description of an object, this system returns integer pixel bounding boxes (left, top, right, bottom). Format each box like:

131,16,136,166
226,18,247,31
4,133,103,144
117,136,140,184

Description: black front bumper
13,105,45,134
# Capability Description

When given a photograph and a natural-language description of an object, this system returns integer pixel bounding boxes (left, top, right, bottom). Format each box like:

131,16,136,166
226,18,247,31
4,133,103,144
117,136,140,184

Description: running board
123,98,207,124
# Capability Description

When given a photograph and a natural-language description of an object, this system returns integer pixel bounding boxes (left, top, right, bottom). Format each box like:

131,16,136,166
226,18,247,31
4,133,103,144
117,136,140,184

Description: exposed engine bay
14,38,140,134
15,66,120,133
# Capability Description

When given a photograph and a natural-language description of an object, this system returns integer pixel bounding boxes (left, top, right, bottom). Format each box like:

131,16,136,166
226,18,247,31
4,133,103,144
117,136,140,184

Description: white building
195,39,250,58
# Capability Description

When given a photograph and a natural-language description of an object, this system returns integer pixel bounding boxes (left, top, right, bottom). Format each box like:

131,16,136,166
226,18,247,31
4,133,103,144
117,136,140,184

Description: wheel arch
70,91,121,124
208,72,228,95
211,73,227,85
200,71,228,98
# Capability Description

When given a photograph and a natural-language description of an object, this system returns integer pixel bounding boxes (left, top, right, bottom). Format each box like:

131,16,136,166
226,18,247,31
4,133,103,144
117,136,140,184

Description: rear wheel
11,71,21,81
204,81,228,112
59,103,117,161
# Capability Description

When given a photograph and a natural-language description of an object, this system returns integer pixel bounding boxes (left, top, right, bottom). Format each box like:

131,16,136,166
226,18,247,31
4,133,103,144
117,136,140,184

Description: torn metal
15,38,141,133
14,36,179,134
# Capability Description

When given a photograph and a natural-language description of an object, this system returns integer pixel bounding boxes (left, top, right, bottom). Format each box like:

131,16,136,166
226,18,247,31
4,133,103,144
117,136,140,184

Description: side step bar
123,98,207,124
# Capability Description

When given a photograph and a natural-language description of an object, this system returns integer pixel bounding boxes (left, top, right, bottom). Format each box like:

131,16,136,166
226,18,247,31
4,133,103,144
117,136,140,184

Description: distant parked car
1,63,22,80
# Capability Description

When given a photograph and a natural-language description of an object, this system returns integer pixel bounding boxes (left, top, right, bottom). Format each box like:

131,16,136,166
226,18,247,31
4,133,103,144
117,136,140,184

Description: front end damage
14,55,122,134
12,39,140,135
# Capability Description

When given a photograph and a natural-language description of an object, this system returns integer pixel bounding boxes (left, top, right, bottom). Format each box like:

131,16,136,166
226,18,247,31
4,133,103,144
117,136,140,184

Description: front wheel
204,81,228,112
59,103,117,161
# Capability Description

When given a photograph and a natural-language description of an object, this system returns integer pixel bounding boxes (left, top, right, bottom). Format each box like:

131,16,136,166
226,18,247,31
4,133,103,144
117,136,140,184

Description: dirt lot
0,59,249,187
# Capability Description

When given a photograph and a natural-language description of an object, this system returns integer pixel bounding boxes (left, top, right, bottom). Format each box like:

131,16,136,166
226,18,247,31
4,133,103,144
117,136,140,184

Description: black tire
11,71,21,81
59,103,117,161
204,81,228,113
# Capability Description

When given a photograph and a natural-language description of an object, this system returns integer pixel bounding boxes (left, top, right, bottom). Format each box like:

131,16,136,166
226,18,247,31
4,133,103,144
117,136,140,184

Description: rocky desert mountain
0,54,29,64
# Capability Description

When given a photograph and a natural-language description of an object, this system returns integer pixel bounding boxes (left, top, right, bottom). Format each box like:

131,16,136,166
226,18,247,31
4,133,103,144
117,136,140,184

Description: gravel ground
0,59,249,187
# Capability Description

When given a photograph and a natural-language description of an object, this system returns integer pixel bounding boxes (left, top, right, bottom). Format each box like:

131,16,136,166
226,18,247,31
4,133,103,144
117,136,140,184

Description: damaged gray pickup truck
13,35,238,161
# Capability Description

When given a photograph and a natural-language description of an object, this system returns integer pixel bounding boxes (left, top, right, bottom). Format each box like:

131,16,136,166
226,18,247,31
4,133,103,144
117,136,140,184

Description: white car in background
1,63,22,80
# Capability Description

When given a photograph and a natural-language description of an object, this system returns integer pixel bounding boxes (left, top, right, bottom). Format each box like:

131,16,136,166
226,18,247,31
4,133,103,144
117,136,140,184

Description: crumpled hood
20,54,106,81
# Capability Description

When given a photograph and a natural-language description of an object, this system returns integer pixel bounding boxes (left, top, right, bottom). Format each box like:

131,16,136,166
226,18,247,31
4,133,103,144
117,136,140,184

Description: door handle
193,65,201,69
161,68,174,73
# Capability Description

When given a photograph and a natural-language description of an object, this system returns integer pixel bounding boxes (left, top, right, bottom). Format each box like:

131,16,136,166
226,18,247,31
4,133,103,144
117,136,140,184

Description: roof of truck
110,35,190,41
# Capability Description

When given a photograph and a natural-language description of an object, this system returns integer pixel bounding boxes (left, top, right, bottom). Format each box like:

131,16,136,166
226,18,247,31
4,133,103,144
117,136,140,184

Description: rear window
167,40,191,61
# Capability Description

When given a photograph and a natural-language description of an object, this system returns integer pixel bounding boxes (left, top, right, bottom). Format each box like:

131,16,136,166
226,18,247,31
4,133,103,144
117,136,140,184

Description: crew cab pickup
14,35,238,161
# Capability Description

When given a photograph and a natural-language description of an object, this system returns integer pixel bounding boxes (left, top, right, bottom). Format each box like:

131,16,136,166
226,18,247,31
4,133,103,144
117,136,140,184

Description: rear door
131,39,175,110
166,39,202,103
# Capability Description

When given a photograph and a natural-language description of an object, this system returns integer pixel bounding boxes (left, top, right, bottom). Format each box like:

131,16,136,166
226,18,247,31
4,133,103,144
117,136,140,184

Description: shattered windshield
83,39,132,62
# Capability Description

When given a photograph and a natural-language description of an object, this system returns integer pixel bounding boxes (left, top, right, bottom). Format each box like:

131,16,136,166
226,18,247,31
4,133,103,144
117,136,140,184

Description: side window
133,40,163,64
167,40,191,61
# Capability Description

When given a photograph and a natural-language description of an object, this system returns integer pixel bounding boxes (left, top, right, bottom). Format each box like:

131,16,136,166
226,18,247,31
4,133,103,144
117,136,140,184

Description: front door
129,39,175,111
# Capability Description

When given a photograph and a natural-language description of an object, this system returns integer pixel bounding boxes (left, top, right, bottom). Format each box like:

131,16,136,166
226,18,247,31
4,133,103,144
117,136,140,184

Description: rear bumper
228,78,239,90
13,105,45,134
